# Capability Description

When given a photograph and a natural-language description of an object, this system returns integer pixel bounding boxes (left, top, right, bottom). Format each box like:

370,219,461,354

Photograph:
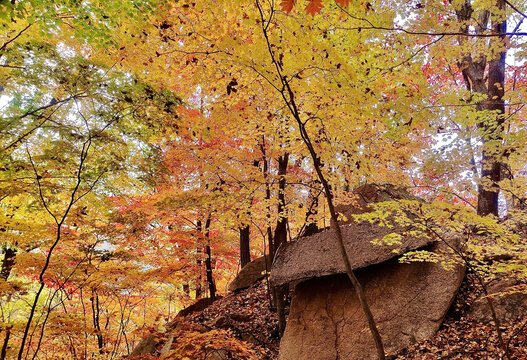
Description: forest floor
177,272,527,360
185,280,281,359
392,272,527,359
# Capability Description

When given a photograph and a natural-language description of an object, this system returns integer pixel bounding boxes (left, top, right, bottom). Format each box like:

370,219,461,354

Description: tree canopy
0,0,526,359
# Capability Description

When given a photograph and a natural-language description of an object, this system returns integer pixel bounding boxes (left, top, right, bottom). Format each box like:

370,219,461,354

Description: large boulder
270,221,434,287
274,184,466,359
128,335,158,357
278,243,465,360
228,256,271,292
270,184,430,287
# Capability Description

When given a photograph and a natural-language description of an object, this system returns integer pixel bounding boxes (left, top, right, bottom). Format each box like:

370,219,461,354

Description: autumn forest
0,0,526,359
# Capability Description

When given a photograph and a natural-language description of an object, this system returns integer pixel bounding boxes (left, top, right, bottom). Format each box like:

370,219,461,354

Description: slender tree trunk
0,326,11,360
204,244,215,300
259,140,274,258
195,257,202,298
203,215,216,301
273,285,288,337
269,153,290,335
239,225,251,268
195,220,203,299
167,294,172,322
91,291,104,354
0,248,16,281
260,143,275,309
271,153,289,259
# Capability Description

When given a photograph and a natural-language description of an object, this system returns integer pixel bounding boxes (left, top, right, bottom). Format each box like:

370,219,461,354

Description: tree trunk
90,292,104,354
203,215,216,301
239,225,251,268
271,153,289,259
260,141,274,258
271,153,290,335
456,0,506,217
0,326,11,360
0,248,16,281
204,244,216,300
195,220,203,299
273,284,288,337
477,0,506,216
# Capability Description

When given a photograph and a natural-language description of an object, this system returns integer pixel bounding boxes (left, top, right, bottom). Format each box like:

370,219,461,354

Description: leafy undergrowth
133,273,526,360
181,273,526,360
392,273,527,360
392,318,527,360
185,280,281,359
161,321,260,360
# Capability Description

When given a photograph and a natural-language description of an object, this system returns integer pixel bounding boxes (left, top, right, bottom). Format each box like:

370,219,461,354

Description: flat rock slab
228,256,271,292
278,244,465,360
270,221,434,287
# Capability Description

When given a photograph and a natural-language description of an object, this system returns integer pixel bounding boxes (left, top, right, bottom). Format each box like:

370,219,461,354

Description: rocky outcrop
278,243,465,360
270,221,434,287
468,279,527,323
228,256,271,292
128,335,158,357
273,184,466,360
270,184,430,288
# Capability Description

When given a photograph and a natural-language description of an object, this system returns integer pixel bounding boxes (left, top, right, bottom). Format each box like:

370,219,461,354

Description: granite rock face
270,221,434,288
278,244,465,360
228,256,271,292
270,184,430,288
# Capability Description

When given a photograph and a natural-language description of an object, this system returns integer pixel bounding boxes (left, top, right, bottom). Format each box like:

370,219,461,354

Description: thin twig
0,24,33,55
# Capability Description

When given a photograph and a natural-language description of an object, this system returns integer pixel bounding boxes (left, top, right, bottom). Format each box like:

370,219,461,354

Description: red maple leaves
305,0,323,15
280,0,296,13
281,0,352,15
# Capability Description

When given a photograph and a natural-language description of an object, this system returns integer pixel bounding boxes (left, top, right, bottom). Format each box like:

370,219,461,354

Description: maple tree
0,0,526,359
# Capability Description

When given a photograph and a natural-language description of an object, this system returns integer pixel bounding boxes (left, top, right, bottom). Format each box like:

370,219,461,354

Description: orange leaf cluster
281,0,353,14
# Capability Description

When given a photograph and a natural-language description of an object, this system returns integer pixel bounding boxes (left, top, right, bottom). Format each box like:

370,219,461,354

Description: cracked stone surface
270,184,430,288
278,244,465,360
270,220,434,288
228,256,271,292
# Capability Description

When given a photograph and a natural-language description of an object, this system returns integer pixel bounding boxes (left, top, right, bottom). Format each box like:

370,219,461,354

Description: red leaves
335,0,352,6
281,0,352,15
305,0,323,16
280,0,296,13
